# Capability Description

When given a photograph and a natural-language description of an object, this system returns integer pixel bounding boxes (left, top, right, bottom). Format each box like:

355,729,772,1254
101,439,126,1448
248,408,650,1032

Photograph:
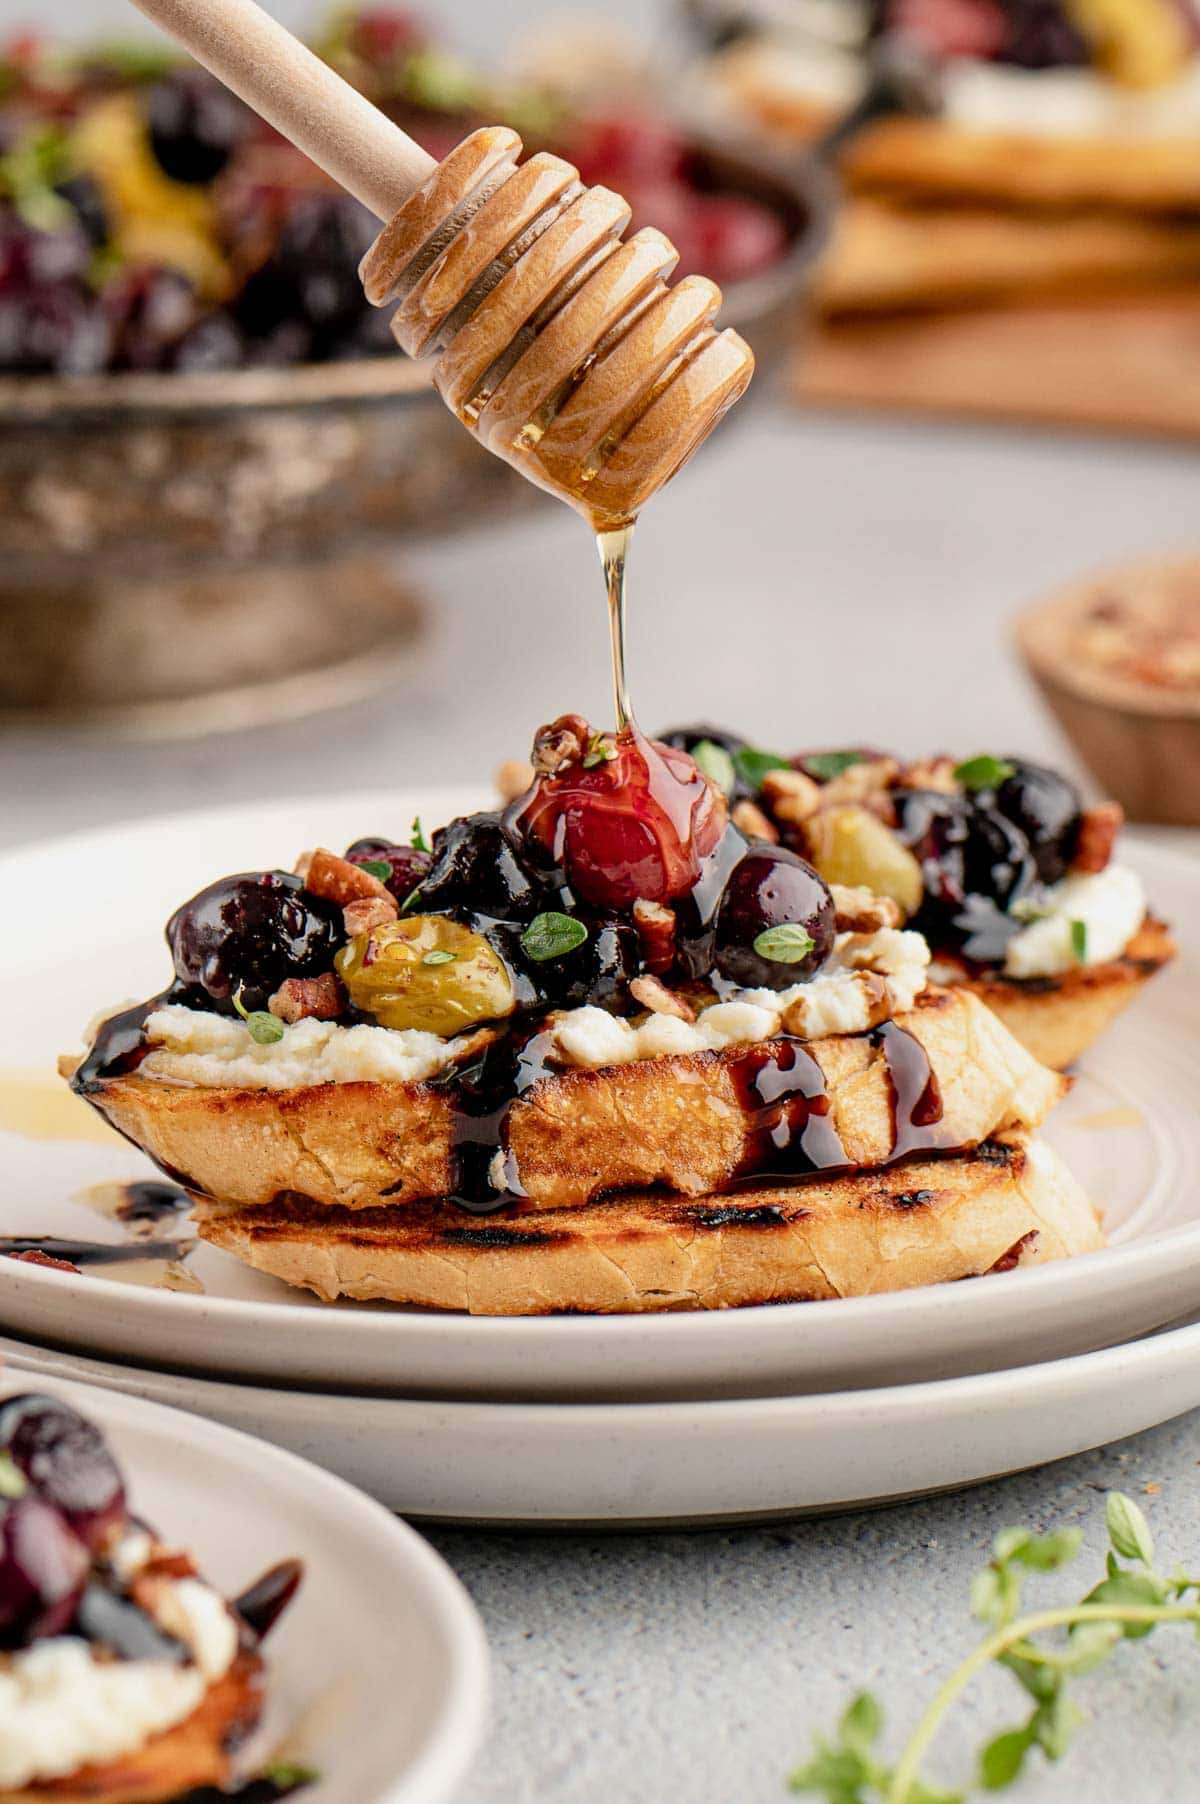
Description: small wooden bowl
1014,552,1200,825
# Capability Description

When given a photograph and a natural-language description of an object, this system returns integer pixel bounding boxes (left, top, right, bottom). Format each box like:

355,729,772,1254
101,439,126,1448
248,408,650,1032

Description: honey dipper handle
128,0,436,218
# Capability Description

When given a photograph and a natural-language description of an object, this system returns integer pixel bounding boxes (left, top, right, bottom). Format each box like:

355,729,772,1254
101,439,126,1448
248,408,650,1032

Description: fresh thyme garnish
400,884,423,914
263,1761,319,1795
803,750,867,783
582,731,618,770
791,1491,1200,1803
521,912,589,961
422,949,456,966
360,860,392,883
692,740,736,795
232,987,285,1045
954,755,1016,793
753,924,816,964
1070,919,1088,962
410,817,431,853
732,746,790,790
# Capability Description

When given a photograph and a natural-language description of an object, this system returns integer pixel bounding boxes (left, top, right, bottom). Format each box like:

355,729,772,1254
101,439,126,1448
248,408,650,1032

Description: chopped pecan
760,767,821,825
900,756,958,795
342,895,398,937
268,973,347,1023
987,1230,1039,1274
1072,801,1123,874
731,799,779,844
632,898,677,974
531,713,589,775
303,847,394,908
830,884,901,933
496,757,535,803
629,975,696,1022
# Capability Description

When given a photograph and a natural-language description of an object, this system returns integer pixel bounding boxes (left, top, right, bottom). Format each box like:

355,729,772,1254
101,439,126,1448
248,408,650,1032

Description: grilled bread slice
193,1133,1102,1313
72,987,1065,1215
2,1651,264,1804
954,917,1175,1071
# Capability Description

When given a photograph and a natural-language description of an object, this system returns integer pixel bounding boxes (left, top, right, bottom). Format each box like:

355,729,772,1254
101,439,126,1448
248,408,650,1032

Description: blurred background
2,0,1198,846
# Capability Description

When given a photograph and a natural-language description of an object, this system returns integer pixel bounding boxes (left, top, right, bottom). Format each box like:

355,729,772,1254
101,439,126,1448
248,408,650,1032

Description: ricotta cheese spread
127,929,930,1088
1003,864,1147,980
552,927,931,1069
141,1005,475,1088
0,1532,238,1790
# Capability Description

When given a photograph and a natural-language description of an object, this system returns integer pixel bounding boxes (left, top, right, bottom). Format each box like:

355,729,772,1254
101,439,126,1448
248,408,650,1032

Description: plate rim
3,1369,491,1804
2,792,1196,1382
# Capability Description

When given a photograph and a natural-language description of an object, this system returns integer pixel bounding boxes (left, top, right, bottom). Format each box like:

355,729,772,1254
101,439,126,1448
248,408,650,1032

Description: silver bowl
0,135,832,733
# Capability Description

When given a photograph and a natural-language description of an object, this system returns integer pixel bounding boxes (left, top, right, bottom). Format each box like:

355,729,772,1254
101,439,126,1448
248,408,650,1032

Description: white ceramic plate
0,794,1195,1401
0,1371,489,1800
3,1316,1200,1527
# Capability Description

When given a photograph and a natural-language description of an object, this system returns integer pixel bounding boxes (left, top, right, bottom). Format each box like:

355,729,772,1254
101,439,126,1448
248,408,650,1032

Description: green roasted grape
335,916,515,1036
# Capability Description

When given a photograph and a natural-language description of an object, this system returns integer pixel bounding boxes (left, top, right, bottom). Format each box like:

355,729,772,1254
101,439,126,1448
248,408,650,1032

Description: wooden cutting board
792,293,1200,439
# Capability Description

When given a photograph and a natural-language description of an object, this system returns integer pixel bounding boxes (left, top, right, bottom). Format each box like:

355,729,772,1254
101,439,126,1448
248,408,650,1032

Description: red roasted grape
0,1496,89,1647
0,1395,126,1551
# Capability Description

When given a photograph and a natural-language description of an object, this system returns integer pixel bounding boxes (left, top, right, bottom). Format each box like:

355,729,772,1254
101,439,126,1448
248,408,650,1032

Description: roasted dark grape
0,1496,89,1647
991,760,1081,884
167,871,343,1014
714,847,835,989
0,261,110,377
477,911,640,1014
894,789,1037,962
107,267,197,371
147,70,248,184
419,813,546,920
0,1396,125,1551
673,819,751,981
344,839,433,904
1002,0,1088,68
236,195,378,358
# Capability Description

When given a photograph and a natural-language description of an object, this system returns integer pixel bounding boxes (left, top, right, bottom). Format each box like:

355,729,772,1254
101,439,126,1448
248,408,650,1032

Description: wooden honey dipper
129,0,756,530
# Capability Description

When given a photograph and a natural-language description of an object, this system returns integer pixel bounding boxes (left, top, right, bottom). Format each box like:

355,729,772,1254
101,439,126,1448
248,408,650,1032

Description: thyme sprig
791,1492,1199,1803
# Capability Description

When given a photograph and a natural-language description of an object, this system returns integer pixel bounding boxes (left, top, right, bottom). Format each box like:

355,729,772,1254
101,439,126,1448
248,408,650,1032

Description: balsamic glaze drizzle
0,1236,194,1266
234,1560,304,1644
69,990,177,1094
871,1019,947,1159
75,1583,189,1663
430,1029,558,1214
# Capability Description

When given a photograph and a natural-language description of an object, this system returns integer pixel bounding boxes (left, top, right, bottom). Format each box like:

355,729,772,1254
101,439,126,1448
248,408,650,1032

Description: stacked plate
2,798,1199,1527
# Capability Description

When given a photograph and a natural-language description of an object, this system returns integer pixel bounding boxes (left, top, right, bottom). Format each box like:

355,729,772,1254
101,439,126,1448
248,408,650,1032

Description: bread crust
957,917,1175,1070
1,1650,263,1804
193,1134,1103,1313
75,987,1065,1214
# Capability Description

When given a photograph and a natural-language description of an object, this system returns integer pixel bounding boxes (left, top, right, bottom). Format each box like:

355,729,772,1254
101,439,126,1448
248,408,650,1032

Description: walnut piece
731,799,780,843
629,975,696,1022
268,973,347,1023
303,847,394,908
830,884,902,933
1072,801,1123,874
343,895,398,936
760,767,821,825
496,757,535,803
531,712,589,774
632,898,677,973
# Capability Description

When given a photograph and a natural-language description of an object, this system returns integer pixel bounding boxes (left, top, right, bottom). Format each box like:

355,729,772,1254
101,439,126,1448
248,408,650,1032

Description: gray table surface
5,400,1199,1802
